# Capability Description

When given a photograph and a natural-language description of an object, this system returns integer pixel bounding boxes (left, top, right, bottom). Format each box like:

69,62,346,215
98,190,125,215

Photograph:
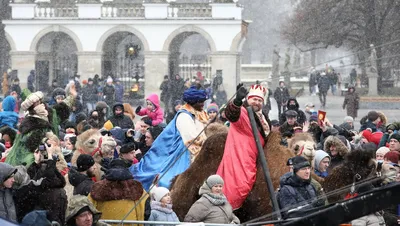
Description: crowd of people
0,69,398,226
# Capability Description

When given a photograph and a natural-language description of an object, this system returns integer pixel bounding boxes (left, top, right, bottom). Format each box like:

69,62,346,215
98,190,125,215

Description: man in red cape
217,83,271,210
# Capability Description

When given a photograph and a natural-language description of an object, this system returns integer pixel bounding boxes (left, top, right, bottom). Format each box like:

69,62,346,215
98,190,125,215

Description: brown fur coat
91,179,143,201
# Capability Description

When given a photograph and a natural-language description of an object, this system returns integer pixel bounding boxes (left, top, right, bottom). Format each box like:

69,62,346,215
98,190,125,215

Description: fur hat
246,84,266,101
206,174,224,188
384,151,399,164
367,111,379,122
376,147,390,156
151,187,170,202
292,156,311,173
21,91,44,111
77,154,95,172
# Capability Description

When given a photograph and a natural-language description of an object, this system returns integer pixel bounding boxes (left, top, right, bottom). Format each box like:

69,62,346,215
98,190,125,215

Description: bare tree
0,0,11,75
281,0,400,93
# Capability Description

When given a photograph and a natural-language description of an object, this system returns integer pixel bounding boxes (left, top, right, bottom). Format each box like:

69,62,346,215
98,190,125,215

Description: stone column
77,51,102,81
144,51,169,97
367,72,378,96
211,52,240,99
10,51,36,89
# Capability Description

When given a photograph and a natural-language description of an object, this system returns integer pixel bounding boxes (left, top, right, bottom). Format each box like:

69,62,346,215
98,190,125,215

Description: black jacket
274,87,290,104
279,98,307,125
82,84,98,102
68,167,94,196
277,172,323,219
107,103,134,129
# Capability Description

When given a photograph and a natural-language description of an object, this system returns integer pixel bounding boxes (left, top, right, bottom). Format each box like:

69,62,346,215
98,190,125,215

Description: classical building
4,0,246,97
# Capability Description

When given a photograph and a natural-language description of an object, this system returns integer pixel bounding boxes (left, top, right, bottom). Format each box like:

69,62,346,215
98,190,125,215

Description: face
296,167,311,180
160,193,172,205
280,82,284,87
329,145,338,156
247,97,263,112
121,151,136,162
3,175,15,188
75,210,93,226
318,157,330,172
376,153,385,161
114,107,123,115
287,117,297,125
211,184,223,195
146,101,154,111
140,123,150,134
56,97,64,104
192,101,205,112
389,139,400,151
88,81,93,85
2,134,10,143
174,104,182,112
208,111,217,120
271,125,280,132
91,111,99,119
65,140,74,150
145,131,154,147
87,165,97,178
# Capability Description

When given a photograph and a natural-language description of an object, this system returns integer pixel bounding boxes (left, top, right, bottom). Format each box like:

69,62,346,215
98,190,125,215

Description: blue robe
130,110,192,191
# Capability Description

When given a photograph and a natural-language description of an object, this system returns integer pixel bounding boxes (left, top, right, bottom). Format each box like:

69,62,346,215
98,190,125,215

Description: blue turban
183,86,207,104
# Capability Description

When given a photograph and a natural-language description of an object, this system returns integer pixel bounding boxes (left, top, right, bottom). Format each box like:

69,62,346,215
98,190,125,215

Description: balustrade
35,4,78,18
101,4,144,18
168,3,212,18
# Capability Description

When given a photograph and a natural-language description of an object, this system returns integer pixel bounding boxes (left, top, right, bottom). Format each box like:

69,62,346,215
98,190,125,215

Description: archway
168,32,212,82
101,31,145,98
35,32,78,92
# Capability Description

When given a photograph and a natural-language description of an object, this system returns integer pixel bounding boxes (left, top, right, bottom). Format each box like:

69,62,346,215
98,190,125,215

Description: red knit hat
384,151,399,164
362,130,383,146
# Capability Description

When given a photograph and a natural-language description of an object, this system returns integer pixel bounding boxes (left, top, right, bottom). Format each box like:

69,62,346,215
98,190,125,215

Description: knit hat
367,111,379,122
103,120,114,131
384,151,399,164
107,77,113,83
77,154,95,172
246,84,266,101
376,147,390,157
292,156,311,173
206,174,224,189
389,133,400,142
207,103,219,113
21,91,44,111
151,187,170,202
343,116,354,123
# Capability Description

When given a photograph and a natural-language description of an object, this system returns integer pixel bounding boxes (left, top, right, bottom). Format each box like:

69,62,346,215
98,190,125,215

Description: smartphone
38,144,46,151
318,110,326,126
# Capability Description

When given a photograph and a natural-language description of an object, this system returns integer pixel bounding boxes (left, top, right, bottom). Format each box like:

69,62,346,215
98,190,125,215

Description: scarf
181,103,209,124
150,201,174,214
31,104,48,122
256,110,270,135
203,193,227,206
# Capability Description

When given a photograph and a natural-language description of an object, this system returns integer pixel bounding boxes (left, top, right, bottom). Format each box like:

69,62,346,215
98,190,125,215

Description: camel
170,131,387,222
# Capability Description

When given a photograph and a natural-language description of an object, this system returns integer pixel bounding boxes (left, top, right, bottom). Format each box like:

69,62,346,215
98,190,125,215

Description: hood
112,103,124,116
66,195,102,225
0,163,17,184
68,167,91,187
377,111,387,126
286,97,299,110
2,96,16,112
279,172,310,187
21,210,52,226
198,181,212,196
314,150,331,171
147,94,160,109
323,135,350,157
347,86,356,92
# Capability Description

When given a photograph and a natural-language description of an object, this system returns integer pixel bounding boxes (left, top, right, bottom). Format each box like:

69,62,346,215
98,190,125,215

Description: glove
234,83,248,106
144,119,153,126
135,106,142,114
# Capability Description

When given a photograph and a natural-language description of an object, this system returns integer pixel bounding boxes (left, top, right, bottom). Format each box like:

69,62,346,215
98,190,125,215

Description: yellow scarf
180,104,209,124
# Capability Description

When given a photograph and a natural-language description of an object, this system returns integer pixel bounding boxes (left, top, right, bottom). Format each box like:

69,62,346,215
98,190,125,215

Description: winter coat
10,84,21,97
184,182,240,224
107,103,134,129
88,166,148,225
168,78,185,103
114,83,124,103
317,75,330,93
82,84,98,103
323,136,350,174
343,89,360,119
147,201,180,226
102,84,115,106
27,160,67,225
279,97,307,125
137,94,164,126
27,72,35,92
280,121,301,138
68,167,94,196
277,172,323,219
5,116,53,167
0,96,19,129
159,80,170,104
351,212,386,226
274,86,290,104
66,195,108,226
0,163,17,223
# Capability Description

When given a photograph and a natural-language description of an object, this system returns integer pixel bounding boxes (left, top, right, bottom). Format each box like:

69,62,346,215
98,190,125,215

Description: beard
251,104,261,112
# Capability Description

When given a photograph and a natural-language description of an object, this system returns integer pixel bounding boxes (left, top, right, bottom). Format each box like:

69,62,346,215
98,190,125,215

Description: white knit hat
21,91,44,112
376,147,390,156
246,84,266,101
151,187,170,202
107,77,113,83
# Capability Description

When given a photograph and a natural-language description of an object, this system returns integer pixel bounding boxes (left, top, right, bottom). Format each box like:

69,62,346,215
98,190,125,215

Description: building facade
4,0,246,98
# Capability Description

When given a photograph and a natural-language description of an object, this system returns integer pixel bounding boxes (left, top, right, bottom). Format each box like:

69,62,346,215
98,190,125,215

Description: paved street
269,93,400,130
